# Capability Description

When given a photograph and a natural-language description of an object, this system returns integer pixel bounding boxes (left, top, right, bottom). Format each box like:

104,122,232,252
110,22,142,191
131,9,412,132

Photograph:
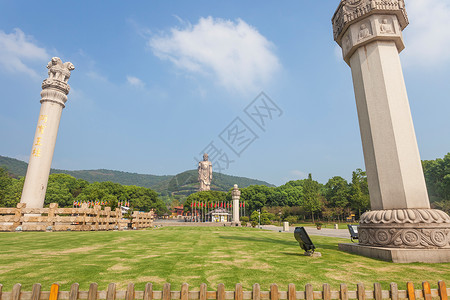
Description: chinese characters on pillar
194,92,282,173
32,114,47,158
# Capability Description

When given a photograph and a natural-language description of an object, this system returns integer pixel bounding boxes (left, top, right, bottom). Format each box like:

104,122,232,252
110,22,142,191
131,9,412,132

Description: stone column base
230,221,241,227
340,209,450,263
339,243,450,263
359,209,450,248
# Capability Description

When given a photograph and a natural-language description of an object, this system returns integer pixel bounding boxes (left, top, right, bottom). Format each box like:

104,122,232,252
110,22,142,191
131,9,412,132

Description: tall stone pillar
332,0,450,262
20,57,75,208
231,184,241,226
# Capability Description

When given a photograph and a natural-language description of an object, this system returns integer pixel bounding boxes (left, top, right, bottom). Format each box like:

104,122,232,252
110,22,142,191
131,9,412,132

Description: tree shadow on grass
219,235,343,254
281,252,304,256
313,242,339,251
219,235,297,247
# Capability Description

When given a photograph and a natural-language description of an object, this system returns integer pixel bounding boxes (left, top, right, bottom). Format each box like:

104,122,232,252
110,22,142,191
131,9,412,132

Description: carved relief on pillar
357,22,372,41
379,18,394,34
358,209,450,249
360,209,450,224
332,0,408,42
338,14,404,64
342,33,353,54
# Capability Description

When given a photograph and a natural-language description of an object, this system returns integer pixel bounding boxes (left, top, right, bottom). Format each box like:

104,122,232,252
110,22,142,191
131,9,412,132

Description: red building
172,206,185,217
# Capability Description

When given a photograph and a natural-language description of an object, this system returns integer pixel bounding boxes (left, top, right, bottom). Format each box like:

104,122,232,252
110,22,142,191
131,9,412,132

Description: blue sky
0,1,449,186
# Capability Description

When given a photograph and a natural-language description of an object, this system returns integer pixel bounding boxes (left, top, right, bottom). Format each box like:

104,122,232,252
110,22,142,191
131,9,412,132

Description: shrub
284,215,298,224
240,216,249,222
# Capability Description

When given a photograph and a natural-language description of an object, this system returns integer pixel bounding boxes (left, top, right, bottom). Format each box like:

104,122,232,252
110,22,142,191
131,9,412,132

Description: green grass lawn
290,222,355,229
0,227,448,292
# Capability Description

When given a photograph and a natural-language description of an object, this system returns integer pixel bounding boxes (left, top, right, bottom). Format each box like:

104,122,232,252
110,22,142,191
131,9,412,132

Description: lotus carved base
358,209,450,249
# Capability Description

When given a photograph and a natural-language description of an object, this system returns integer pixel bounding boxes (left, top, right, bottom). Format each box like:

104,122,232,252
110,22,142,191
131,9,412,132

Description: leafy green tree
301,174,322,222
423,153,450,202
239,185,275,214
325,176,349,207
321,205,334,222
45,181,73,207
75,181,165,214
324,176,350,221
284,215,298,224
44,173,88,207
348,169,370,218
432,200,450,214
249,209,273,225
1,177,24,207
0,167,12,205
272,185,303,207
104,194,118,210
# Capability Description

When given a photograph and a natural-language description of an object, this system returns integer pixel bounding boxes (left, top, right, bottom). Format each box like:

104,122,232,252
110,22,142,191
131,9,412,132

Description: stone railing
0,203,153,231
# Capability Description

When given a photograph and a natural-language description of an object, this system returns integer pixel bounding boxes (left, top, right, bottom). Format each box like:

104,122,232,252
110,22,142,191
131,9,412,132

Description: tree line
183,169,370,223
1,152,449,219
0,170,167,215
422,152,450,213
183,151,450,223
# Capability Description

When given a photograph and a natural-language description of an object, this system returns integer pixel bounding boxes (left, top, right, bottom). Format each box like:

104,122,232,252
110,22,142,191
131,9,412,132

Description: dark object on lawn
347,224,359,243
294,226,315,254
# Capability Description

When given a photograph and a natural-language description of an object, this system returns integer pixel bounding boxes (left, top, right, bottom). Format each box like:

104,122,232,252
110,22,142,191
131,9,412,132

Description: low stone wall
0,203,153,231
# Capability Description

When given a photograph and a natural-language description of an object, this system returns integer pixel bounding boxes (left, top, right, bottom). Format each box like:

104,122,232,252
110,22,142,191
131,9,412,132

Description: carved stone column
231,184,241,226
332,0,450,262
20,57,75,208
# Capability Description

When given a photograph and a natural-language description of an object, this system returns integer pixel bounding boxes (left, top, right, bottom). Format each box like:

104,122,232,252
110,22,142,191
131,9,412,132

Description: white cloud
403,0,450,67
0,28,49,78
149,16,281,94
127,75,145,88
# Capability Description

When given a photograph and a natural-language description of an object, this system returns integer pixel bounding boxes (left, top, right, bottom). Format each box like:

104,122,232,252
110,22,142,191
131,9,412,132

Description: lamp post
258,209,261,229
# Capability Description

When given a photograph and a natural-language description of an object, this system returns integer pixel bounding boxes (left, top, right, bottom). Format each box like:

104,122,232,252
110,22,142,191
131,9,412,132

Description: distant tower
198,153,212,191
231,184,241,226
20,57,75,208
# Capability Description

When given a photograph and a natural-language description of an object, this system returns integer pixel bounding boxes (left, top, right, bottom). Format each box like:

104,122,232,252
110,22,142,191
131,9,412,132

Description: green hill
0,156,28,178
0,155,171,188
0,155,274,195
52,169,172,188
160,169,275,197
